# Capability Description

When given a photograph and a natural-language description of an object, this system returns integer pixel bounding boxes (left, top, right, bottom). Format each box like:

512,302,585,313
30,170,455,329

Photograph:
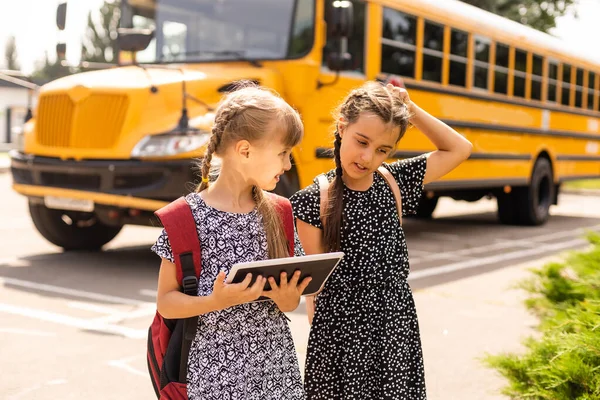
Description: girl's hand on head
386,83,414,112
210,271,266,309
262,270,312,313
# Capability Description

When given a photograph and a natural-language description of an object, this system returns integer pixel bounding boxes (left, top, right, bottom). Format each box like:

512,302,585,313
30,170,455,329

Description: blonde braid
195,103,241,192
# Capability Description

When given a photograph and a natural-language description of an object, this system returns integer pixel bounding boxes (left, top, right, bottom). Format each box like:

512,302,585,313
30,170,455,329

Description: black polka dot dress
290,155,428,400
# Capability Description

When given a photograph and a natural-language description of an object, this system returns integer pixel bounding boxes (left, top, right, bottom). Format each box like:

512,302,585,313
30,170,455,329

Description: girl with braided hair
290,81,472,399
151,82,310,399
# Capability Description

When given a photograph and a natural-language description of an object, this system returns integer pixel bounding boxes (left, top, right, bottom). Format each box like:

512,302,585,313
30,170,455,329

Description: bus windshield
123,0,315,63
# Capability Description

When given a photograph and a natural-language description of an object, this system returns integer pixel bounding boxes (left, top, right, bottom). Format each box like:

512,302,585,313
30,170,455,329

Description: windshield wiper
158,50,262,67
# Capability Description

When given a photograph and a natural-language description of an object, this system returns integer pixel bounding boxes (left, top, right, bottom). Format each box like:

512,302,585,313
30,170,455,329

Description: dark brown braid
323,130,345,251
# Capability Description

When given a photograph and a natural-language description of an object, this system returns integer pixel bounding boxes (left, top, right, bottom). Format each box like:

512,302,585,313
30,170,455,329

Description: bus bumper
9,151,198,225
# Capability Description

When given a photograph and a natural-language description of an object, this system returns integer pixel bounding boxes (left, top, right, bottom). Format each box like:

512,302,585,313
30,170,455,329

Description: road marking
1,277,153,306
90,305,156,325
412,252,473,264
67,301,121,315
410,224,600,264
139,289,157,298
408,238,587,281
6,379,68,400
418,232,461,241
0,257,30,267
406,249,432,256
0,302,147,339
0,327,56,337
107,356,147,377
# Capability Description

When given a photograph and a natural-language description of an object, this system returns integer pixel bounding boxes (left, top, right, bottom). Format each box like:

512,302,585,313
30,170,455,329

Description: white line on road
410,224,600,265
0,327,56,337
67,301,121,315
419,232,462,241
408,238,587,281
0,257,30,267
139,289,157,298
6,379,68,400
0,302,147,339
89,305,156,325
107,356,148,378
0,277,153,306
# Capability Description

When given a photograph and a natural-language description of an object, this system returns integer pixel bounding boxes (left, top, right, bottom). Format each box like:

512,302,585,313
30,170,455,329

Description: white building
0,75,37,145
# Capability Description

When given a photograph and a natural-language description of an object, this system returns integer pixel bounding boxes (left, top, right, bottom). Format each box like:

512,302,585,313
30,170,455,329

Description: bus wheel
272,164,300,198
497,158,553,226
414,195,439,218
28,202,122,251
518,158,554,225
496,191,520,225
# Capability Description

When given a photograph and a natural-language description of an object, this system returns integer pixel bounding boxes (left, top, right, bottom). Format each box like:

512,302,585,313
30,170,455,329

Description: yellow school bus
10,0,600,250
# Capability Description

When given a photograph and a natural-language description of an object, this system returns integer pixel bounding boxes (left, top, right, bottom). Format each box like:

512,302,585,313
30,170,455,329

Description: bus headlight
131,133,211,157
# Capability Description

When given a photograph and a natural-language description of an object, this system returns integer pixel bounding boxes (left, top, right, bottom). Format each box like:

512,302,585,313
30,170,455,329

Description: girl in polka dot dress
290,82,472,399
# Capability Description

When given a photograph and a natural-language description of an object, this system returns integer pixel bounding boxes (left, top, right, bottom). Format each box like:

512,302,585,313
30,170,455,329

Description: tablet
225,252,344,301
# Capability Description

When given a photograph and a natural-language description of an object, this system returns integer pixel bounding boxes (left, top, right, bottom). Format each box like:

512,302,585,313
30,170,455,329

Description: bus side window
587,72,596,111
513,48,527,98
422,20,444,83
561,63,572,106
575,68,584,108
322,0,366,73
494,43,509,95
449,28,468,87
473,36,490,90
547,61,558,102
531,54,543,101
381,8,417,79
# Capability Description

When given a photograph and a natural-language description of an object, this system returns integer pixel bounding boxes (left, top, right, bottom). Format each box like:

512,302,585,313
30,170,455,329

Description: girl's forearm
157,291,220,319
409,102,472,154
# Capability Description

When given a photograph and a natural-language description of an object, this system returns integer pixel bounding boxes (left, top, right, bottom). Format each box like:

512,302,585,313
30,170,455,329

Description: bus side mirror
56,2,67,31
56,43,67,60
326,52,353,72
117,28,154,52
329,1,354,38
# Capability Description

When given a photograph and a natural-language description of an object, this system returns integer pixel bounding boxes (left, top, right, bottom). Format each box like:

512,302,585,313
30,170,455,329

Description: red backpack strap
154,196,201,385
266,192,295,256
154,196,202,286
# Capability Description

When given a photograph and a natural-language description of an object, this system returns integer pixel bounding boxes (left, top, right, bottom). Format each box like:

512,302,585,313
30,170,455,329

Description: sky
0,0,599,75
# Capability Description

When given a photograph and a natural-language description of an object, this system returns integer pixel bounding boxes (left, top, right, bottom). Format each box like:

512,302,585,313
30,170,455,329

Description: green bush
484,232,600,400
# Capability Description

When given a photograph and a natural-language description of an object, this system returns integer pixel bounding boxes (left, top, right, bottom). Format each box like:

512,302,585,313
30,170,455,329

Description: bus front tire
497,158,553,226
29,202,122,251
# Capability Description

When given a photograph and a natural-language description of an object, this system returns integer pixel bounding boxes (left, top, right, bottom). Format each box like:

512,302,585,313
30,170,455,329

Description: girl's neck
341,170,374,192
201,164,256,214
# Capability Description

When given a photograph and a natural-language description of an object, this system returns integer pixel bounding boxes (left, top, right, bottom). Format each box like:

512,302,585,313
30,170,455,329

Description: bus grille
37,93,129,149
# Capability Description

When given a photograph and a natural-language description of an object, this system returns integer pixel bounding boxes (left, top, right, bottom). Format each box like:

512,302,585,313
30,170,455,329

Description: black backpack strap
154,196,201,384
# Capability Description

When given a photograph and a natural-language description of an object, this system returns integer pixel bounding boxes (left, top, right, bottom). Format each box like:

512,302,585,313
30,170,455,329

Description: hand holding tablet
225,252,344,303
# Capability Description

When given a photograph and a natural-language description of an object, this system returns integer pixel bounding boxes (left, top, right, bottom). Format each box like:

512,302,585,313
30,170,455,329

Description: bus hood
30,64,284,159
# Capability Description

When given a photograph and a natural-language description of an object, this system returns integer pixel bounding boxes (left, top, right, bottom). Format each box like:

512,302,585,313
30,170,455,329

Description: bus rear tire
29,202,122,251
414,195,439,219
497,158,553,226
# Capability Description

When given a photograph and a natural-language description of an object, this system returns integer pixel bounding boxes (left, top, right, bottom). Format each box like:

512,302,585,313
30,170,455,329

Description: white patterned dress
290,156,428,399
151,193,305,400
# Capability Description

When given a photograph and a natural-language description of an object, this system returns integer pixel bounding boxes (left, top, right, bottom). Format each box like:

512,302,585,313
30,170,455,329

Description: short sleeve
386,154,428,215
289,182,323,230
293,228,306,257
151,228,175,263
